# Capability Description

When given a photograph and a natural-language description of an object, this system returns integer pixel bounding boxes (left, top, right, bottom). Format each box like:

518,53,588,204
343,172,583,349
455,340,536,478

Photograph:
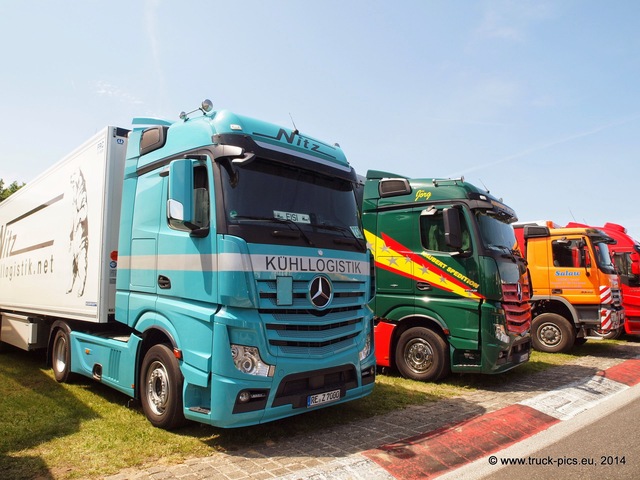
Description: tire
140,344,186,430
51,328,75,382
395,327,450,382
531,313,575,353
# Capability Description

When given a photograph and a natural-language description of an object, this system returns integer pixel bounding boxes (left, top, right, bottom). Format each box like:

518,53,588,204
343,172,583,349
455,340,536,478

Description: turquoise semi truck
360,170,531,381
0,100,375,429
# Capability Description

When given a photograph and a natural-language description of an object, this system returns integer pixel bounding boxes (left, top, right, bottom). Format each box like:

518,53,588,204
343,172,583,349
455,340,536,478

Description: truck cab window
192,165,210,229
168,164,210,232
621,252,640,287
551,239,583,268
420,210,471,253
613,252,631,276
612,252,638,286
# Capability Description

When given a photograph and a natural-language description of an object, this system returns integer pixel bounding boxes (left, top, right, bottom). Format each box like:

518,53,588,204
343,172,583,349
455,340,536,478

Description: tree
0,178,25,202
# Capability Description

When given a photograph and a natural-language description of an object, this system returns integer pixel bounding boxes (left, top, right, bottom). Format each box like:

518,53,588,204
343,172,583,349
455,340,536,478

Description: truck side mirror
579,245,591,277
167,159,196,230
632,261,640,276
443,207,462,251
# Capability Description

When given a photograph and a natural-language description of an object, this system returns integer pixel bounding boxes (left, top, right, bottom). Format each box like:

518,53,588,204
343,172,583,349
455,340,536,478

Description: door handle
416,282,432,291
158,275,172,289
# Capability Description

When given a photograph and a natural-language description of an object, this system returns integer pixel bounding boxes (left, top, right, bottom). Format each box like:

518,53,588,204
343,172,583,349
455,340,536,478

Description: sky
1,1,639,238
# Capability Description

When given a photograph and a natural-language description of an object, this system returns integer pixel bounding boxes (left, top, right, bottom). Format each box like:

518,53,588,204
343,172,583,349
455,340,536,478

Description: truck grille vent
501,281,532,334
257,278,367,357
611,288,623,308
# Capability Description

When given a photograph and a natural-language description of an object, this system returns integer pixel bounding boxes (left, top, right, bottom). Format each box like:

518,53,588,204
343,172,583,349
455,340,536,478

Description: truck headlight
494,324,510,344
359,332,372,361
230,344,274,377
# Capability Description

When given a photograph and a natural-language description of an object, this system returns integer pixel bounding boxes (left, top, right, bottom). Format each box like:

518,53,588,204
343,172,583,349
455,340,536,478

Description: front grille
502,279,532,334
258,282,365,308
611,288,623,308
257,278,367,357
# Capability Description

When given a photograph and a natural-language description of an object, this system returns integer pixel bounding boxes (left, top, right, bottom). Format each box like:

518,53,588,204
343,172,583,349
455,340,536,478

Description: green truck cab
360,170,531,381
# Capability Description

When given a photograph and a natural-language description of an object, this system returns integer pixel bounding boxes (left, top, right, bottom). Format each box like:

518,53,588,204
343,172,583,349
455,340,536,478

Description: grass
0,336,634,479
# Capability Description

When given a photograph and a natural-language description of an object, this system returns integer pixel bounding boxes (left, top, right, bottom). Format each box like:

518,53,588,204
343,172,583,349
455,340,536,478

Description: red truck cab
567,222,640,335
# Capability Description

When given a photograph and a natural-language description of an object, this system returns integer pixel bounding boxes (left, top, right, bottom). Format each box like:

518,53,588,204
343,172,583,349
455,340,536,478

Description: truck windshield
220,158,364,249
593,241,616,274
476,211,518,254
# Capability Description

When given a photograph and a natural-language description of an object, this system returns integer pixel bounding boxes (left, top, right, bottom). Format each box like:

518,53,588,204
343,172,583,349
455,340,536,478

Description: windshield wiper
486,243,519,261
231,215,314,246
308,223,366,250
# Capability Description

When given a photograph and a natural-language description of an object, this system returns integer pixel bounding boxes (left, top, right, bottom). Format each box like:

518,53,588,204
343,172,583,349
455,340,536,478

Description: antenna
569,208,577,221
478,178,490,194
289,113,299,135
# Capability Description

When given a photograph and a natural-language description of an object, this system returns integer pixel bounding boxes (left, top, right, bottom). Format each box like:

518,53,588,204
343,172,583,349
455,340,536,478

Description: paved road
106,340,640,480
488,391,640,480
441,378,640,479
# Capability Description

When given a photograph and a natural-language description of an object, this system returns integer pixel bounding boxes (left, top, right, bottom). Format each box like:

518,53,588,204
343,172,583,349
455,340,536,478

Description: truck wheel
140,344,186,430
395,327,449,382
52,328,75,382
532,313,575,353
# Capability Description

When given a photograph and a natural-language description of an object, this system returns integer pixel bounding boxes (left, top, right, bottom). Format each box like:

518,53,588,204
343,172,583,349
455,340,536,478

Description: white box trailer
0,127,128,349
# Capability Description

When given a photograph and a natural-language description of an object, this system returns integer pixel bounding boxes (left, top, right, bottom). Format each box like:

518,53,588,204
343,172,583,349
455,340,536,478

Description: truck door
549,236,596,305
371,207,419,316
129,170,164,295
417,206,481,343
157,157,218,305
524,236,551,297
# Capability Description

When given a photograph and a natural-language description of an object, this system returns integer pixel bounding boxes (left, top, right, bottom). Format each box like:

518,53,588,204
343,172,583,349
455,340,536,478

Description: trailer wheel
140,344,186,430
395,327,449,382
52,328,74,383
532,313,575,353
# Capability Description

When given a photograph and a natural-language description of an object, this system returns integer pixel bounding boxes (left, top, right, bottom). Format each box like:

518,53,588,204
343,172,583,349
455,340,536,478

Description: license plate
517,351,530,363
307,389,341,408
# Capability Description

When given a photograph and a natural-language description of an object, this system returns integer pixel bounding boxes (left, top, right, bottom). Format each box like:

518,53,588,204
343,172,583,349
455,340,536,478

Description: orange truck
513,221,624,352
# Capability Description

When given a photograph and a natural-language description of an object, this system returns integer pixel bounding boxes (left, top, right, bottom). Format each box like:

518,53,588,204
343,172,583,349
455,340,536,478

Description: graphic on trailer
66,168,89,297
